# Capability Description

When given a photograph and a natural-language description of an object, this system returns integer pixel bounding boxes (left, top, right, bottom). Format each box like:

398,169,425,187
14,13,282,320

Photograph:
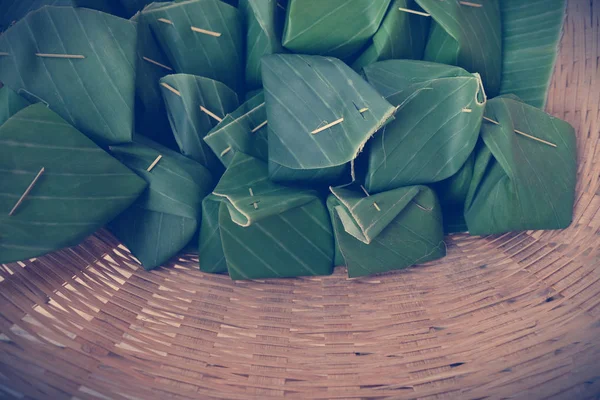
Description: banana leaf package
0,6,138,145
282,0,390,61
352,0,430,71
262,54,396,186
499,0,566,108
464,97,577,235
108,137,213,269
361,60,485,193
203,91,269,167
240,0,286,89
159,73,240,174
417,0,502,97
0,104,147,263
142,0,245,94
328,185,446,278
199,152,334,280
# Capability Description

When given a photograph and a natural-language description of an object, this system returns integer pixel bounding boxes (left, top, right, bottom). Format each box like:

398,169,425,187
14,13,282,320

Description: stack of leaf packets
0,0,575,280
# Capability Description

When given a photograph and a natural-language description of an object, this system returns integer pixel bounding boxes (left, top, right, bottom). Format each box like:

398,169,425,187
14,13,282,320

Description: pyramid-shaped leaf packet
159,74,240,173
240,0,286,89
0,104,147,264
282,0,390,60
362,60,485,193
201,153,334,280
131,11,176,149
499,0,566,108
262,54,396,185
352,0,430,71
433,153,474,234
204,91,269,167
0,87,30,126
328,185,445,278
0,6,138,145
142,0,244,94
465,97,577,235
108,137,213,269
416,0,502,97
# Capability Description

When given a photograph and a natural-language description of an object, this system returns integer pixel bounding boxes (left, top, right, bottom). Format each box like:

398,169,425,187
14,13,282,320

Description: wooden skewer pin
9,167,45,216
0,52,10,56
251,120,268,133
361,185,381,212
200,106,223,122
462,108,472,113
459,1,483,7
143,56,172,71
147,155,163,172
483,116,557,148
249,188,259,210
191,26,222,37
311,118,344,135
358,108,369,113
220,146,232,157
160,82,181,96
398,7,430,17
158,18,173,25
36,53,85,59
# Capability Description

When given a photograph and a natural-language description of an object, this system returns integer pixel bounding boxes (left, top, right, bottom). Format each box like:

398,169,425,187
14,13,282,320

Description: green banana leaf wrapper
109,137,213,270
465,97,577,235
204,91,269,168
0,104,147,263
142,0,245,95
282,0,391,61
352,0,430,71
328,184,446,278
159,73,240,174
0,87,30,126
417,0,502,97
262,54,395,186
362,60,485,193
199,152,335,280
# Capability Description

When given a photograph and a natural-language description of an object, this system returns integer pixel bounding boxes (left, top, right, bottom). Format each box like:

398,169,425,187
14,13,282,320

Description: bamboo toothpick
358,108,369,113
483,116,500,125
220,146,232,157
483,116,557,148
9,167,45,216
459,1,483,7
277,2,285,10
311,118,344,135
36,53,85,59
249,188,258,209
143,56,172,71
191,26,222,37
147,155,162,172
251,120,268,133
0,52,9,56
514,129,557,148
360,185,381,212
158,18,173,25
398,7,430,17
462,108,472,113
412,200,433,212
200,106,222,122
160,82,181,96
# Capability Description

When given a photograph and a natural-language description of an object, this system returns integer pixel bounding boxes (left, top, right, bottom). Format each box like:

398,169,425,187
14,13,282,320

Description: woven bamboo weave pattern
0,1,599,399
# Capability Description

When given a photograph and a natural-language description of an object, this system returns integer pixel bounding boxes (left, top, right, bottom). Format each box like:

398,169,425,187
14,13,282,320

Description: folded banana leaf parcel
328,184,446,278
262,54,396,186
199,152,335,280
464,96,577,235
0,104,147,264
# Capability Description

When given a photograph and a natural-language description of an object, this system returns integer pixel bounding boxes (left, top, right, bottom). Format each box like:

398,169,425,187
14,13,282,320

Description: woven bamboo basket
1,1,599,399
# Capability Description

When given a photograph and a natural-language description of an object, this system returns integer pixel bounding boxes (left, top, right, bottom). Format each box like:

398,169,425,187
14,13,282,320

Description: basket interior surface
1,1,600,399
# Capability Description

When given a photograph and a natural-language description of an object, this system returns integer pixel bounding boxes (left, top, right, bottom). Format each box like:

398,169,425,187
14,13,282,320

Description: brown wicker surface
1,1,599,399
